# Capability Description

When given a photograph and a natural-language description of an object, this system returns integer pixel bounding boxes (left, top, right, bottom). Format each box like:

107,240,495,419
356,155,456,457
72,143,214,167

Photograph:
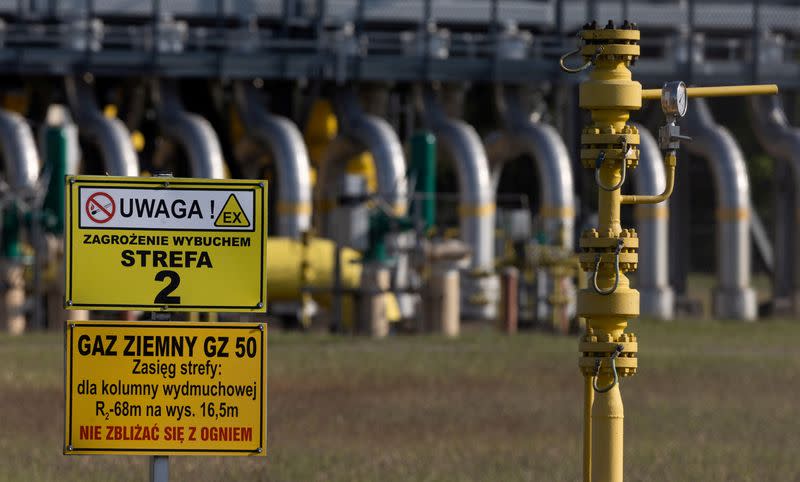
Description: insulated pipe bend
747,95,800,312
0,110,40,190
234,83,312,238
156,82,225,179
488,86,576,248
422,90,494,269
65,77,139,176
323,90,408,216
683,98,755,320
747,96,800,196
631,123,673,319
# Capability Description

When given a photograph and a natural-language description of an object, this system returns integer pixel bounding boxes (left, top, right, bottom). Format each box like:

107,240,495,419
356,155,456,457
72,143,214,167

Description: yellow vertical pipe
583,375,593,482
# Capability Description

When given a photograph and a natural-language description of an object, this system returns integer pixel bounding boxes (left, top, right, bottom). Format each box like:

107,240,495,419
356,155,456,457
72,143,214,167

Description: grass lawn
1,319,799,481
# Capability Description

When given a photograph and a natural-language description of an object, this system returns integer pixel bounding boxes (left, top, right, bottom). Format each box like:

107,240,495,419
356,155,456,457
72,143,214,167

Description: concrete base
422,269,460,337
712,287,757,321
460,273,499,321
0,265,25,335
639,287,675,320
358,266,390,338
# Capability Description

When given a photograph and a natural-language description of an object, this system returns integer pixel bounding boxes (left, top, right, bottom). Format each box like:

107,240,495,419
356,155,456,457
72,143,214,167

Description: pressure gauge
661,81,688,118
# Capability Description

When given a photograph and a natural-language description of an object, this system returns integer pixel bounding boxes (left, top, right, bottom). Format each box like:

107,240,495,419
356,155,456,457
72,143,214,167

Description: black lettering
197,251,212,268
171,199,186,218
77,334,91,355
120,198,132,217
154,199,169,217
153,251,167,267
188,200,202,218
123,335,136,356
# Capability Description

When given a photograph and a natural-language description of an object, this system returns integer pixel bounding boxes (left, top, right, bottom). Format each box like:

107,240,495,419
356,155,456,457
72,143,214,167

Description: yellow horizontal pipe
641,84,778,100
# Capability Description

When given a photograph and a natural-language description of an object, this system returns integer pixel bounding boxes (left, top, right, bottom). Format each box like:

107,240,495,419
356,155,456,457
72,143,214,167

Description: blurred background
0,1,799,480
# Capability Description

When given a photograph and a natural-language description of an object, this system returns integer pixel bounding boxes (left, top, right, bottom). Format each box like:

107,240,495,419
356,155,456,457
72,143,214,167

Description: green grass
1,320,799,481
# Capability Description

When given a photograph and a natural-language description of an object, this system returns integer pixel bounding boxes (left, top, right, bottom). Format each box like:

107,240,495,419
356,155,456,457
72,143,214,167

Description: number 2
154,270,181,304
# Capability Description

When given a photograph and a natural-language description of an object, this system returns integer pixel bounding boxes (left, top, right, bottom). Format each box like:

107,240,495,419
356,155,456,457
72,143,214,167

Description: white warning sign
78,187,254,231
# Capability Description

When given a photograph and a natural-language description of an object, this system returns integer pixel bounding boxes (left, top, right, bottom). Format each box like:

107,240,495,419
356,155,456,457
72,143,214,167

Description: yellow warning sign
65,176,268,312
64,320,267,456
214,193,250,228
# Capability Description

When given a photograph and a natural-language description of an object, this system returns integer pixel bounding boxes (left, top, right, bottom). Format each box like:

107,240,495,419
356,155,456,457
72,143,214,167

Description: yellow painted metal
266,236,401,322
65,176,267,313
304,99,338,165
345,152,378,192
621,151,676,205
64,320,267,456
566,21,779,482
641,84,779,100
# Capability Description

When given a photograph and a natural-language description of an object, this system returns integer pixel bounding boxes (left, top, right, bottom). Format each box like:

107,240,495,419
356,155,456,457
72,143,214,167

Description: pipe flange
579,333,639,378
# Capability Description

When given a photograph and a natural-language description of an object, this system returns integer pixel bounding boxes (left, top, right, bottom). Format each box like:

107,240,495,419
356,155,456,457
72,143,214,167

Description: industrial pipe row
0,79,788,327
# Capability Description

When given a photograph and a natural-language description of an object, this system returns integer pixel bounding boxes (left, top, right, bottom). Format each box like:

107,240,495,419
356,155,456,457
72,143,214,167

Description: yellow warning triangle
215,194,250,227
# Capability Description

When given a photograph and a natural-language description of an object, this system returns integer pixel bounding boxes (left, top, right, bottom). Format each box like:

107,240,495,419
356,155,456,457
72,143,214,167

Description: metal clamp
592,238,624,296
594,137,631,191
593,344,624,393
559,46,603,74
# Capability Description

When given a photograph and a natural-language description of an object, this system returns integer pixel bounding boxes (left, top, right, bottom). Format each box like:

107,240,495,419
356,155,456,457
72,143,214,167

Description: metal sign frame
65,176,268,312
64,320,267,456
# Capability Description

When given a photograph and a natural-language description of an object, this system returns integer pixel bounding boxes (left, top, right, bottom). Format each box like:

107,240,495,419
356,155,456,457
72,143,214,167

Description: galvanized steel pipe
234,82,312,238
747,95,800,315
683,98,756,320
156,81,225,179
0,110,40,190
65,77,139,176
421,88,496,320
486,86,576,248
631,123,673,320
421,89,494,269
319,89,408,219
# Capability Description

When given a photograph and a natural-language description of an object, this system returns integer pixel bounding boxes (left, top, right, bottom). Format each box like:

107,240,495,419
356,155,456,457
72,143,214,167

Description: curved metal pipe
319,89,408,218
0,110,39,190
683,98,756,320
422,89,494,269
748,95,800,315
65,77,139,176
487,86,576,248
234,82,312,238
421,88,497,320
631,123,673,320
156,81,225,179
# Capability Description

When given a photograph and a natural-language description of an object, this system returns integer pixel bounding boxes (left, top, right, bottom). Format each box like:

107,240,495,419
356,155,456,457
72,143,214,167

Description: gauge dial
661,81,688,118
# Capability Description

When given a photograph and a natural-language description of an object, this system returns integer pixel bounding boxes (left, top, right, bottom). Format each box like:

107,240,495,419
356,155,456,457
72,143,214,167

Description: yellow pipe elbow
621,152,676,205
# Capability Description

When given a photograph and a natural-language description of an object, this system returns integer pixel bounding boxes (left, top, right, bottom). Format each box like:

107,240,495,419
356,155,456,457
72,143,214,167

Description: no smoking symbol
86,192,115,224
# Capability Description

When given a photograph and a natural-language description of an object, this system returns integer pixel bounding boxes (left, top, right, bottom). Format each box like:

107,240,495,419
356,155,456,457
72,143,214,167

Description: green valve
43,127,68,234
409,131,436,233
1,203,21,259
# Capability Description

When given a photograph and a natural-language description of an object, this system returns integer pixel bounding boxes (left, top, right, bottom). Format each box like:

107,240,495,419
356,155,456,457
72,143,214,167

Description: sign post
64,175,269,480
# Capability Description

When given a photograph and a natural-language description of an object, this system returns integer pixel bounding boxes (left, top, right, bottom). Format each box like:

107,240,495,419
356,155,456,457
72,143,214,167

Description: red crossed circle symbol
85,192,115,224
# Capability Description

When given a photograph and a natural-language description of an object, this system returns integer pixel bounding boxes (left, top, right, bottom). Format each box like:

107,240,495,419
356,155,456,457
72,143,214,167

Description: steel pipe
631,123,674,320
683,98,756,320
421,88,496,320
319,89,408,220
156,81,225,179
234,82,312,238
65,77,139,176
748,95,800,315
0,110,40,191
486,85,576,248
